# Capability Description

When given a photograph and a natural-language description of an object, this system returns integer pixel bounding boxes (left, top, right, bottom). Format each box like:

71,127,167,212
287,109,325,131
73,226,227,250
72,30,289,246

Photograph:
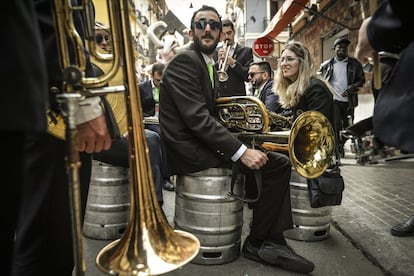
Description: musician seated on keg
91,42,167,207
213,18,253,97
139,62,175,192
248,61,282,113
273,41,336,159
159,6,315,274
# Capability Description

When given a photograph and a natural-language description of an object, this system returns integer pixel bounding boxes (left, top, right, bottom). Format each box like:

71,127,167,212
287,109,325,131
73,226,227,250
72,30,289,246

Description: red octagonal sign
253,37,274,57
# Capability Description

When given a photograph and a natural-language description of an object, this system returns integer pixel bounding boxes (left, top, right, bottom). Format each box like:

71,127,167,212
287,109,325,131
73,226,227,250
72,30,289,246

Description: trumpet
216,96,335,179
52,0,200,275
217,39,232,82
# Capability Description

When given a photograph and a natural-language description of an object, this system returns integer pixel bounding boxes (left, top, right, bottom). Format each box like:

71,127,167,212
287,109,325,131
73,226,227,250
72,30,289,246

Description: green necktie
153,86,159,103
207,63,214,87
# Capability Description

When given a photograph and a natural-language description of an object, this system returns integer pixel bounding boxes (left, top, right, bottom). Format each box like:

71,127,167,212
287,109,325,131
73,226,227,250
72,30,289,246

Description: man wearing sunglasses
95,21,112,53
213,19,253,97
159,5,314,274
248,61,282,113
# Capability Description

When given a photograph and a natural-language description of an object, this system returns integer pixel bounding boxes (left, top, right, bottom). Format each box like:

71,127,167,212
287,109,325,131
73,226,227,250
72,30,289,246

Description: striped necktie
207,63,214,87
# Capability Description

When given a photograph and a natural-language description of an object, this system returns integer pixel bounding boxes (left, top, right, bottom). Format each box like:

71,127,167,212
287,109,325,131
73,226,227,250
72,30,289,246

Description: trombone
52,0,200,275
217,39,232,82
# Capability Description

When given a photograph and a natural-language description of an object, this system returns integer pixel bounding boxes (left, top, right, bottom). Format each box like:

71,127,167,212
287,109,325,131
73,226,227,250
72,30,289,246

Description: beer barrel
83,161,130,240
284,169,332,241
174,168,245,265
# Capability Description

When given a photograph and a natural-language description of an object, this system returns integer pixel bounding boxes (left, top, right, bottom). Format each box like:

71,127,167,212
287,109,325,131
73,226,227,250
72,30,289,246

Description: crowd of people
4,0,413,275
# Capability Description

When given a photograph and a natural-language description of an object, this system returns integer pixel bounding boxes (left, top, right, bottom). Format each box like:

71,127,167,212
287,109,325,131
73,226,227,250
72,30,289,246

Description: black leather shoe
259,241,315,273
391,215,414,237
241,237,263,263
162,178,175,191
242,238,314,274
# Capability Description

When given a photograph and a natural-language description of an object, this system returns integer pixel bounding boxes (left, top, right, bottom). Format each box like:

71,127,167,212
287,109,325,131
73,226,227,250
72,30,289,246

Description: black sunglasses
248,71,265,77
95,34,110,44
194,19,221,31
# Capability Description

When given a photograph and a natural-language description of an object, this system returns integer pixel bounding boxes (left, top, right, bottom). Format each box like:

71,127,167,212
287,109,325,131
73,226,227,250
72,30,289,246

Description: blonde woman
273,41,338,163
273,41,334,123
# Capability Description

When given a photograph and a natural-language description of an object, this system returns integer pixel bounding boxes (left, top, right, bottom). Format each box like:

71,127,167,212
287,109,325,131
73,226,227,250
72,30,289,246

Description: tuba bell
52,0,200,275
216,96,335,179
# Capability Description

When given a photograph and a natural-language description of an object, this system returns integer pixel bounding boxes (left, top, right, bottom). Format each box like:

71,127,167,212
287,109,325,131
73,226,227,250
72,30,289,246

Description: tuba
52,0,200,275
216,96,335,179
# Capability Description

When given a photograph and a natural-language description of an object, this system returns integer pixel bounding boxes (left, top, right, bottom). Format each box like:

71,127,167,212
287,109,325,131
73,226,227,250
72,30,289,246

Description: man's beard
193,34,219,55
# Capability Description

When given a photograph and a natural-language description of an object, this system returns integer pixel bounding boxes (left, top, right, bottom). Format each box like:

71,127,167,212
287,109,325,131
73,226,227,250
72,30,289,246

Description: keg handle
227,161,262,203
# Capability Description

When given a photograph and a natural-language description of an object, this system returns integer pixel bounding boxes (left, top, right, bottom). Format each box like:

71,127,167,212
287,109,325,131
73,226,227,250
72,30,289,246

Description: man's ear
188,29,194,41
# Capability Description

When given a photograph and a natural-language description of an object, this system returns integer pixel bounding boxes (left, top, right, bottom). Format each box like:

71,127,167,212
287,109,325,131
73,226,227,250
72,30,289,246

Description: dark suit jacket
1,1,48,132
258,80,282,113
160,43,243,175
213,44,253,97
368,0,414,152
139,80,156,117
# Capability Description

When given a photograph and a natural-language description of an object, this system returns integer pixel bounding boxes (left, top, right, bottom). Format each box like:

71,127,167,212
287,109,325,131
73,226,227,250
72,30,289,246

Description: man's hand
77,114,112,153
239,148,269,170
355,17,375,64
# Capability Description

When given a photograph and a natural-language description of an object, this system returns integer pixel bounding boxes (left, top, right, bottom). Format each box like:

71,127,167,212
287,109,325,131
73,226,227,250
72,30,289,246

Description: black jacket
368,0,414,152
160,43,242,175
318,57,365,100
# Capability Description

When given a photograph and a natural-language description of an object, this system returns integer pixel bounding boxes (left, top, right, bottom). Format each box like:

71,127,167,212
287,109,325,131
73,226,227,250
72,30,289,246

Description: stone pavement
79,94,414,276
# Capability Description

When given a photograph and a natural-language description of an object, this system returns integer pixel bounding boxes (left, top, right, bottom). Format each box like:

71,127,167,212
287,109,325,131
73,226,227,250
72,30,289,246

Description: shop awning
258,0,309,39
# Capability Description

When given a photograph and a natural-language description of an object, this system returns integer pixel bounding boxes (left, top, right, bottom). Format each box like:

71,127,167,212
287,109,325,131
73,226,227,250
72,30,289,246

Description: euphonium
216,96,335,179
52,1,200,275
217,39,231,82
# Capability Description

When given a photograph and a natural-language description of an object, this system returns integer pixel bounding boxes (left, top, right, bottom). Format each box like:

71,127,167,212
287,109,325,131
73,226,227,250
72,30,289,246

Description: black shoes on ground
391,215,414,237
162,178,175,191
242,237,315,274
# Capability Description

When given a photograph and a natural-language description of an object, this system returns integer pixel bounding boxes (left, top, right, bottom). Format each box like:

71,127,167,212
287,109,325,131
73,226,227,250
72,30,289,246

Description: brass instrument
52,1,200,275
217,39,231,82
216,96,335,179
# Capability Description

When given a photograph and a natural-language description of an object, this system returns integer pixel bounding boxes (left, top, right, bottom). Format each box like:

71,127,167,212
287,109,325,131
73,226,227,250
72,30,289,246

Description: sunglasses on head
194,19,221,31
95,34,110,44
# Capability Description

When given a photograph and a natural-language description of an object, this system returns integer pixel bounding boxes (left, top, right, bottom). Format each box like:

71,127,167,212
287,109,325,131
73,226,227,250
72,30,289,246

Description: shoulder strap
227,161,262,203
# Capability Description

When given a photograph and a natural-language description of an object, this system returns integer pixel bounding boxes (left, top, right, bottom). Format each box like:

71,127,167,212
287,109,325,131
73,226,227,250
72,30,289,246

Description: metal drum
174,168,245,265
284,169,332,241
83,160,130,240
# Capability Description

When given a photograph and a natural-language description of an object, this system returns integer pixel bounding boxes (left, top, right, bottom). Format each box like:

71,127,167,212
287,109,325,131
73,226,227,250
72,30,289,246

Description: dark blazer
139,80,156,117
258,80,282,113
367,0,414,152
214,44,253,97
1,1,48,132
160,43,243,175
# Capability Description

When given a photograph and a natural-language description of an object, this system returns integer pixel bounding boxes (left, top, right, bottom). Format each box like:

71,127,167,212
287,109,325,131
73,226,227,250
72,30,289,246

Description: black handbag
307,165,345,208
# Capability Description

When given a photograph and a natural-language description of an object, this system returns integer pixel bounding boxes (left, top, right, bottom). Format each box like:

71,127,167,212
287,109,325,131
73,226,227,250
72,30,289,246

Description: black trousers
93,129,164,205
334,100,355,148
228,151,293,242
12,133,91,276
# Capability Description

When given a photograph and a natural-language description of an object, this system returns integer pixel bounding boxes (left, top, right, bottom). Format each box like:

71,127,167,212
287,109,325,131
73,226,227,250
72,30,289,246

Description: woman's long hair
274,41,331,108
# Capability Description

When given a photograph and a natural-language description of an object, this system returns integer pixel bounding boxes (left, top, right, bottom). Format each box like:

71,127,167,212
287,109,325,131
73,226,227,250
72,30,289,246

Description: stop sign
253,37,274,57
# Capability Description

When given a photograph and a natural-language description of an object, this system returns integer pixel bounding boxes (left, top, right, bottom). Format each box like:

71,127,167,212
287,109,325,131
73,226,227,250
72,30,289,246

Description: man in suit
248,61,282,113
139,62,174,191
159,5,314,274
214,19,253,97
356,0,414,236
